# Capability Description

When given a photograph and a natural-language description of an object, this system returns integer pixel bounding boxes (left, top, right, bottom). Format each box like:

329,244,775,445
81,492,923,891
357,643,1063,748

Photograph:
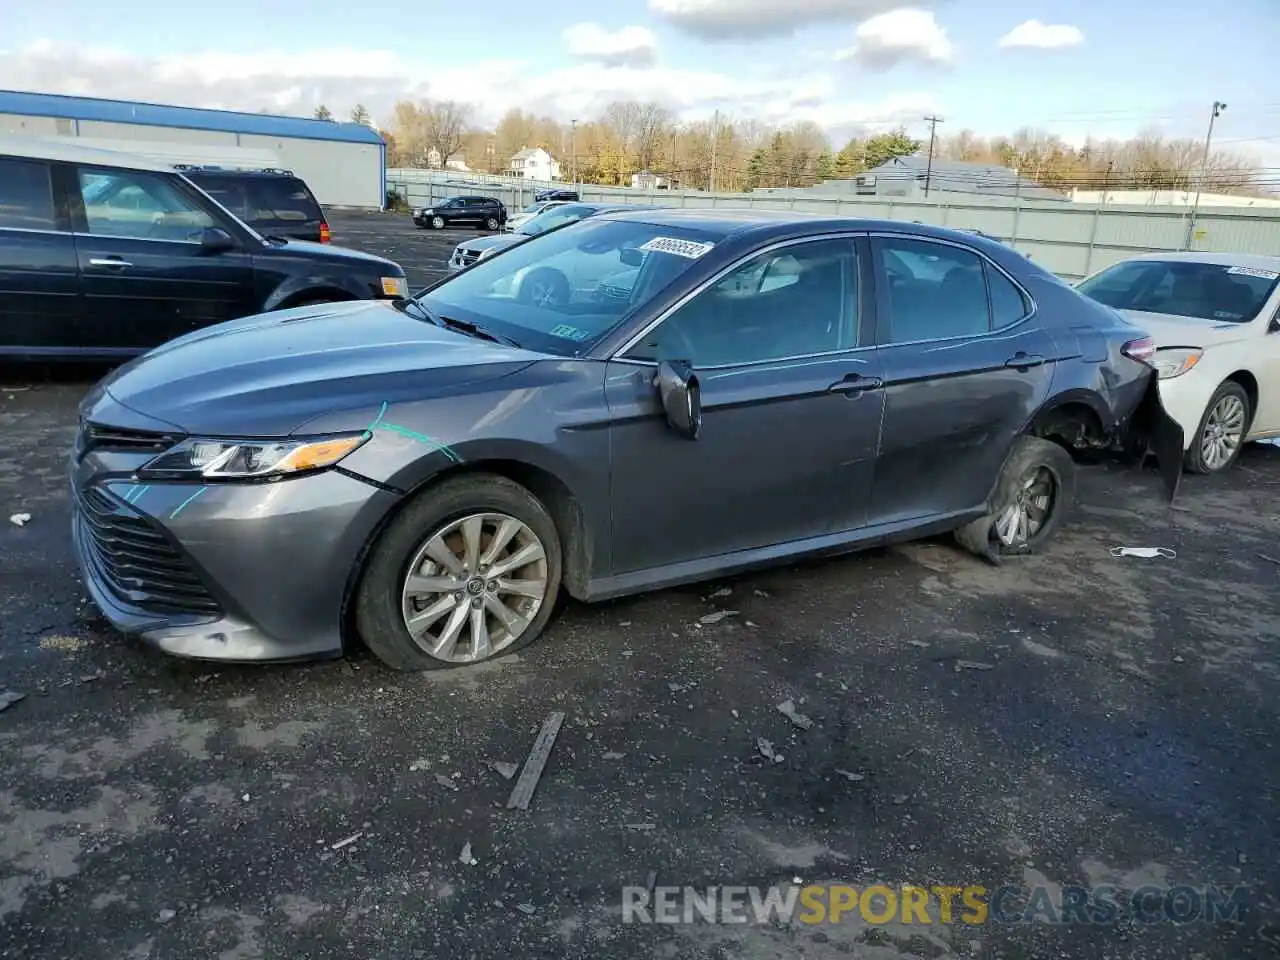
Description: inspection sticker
550,324,591,342
638,237,715,259
1226,265,1279,280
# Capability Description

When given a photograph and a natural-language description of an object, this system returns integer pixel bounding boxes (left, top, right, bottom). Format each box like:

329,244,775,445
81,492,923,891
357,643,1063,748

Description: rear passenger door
65,165,257,349
867,233,1057,525
0,157,82,352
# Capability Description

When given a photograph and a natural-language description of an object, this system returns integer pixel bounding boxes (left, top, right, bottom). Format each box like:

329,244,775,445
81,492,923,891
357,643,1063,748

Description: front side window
78,168,215,241
1077,259,1278,323
878,237,990,343
0,158,57,231
625,239,858,367
419,217,719,357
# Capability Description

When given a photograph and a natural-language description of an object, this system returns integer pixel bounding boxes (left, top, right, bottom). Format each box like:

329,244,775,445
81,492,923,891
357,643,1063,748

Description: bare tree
423,100,472,168
313,104,333,121
350,104,371,126
633,102,674,170
602,100,643,155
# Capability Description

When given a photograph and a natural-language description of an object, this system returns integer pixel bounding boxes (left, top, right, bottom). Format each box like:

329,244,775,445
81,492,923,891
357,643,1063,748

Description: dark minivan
0,137,408,359
181,166,331,243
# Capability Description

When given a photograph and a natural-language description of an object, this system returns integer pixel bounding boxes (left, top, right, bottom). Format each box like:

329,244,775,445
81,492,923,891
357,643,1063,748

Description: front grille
77,485,220,616
79,420,183,458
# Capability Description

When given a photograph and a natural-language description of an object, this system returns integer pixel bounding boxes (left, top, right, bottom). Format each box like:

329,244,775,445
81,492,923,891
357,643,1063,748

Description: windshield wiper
435,314,522,347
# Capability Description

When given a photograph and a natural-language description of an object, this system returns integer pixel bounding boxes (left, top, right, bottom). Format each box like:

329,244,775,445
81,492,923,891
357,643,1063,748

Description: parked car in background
503,199,572,234
1076,252,1280,473
70,210,1182,672
535,188,579,202
448,202,658,274
179,166,331,243
0,136,407,359
413,196,507,230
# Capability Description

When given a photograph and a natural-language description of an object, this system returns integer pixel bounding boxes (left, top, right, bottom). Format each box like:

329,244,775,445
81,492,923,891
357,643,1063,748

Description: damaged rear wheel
954,435,1076,564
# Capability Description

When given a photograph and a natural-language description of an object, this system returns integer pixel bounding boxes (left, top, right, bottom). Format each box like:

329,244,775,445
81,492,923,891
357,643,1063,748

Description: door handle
1005,352,1046,369
89,257,132,268
828,373,884,395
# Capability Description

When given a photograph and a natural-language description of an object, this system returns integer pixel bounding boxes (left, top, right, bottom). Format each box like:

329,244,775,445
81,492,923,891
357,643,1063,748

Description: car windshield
518,203,596,237
1077,259,1279,323
418,217,719,356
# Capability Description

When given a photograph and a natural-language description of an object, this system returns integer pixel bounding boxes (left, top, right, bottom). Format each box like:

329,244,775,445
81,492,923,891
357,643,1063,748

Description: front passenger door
605,236,885,575
67,165,257,349
867,234,1058,525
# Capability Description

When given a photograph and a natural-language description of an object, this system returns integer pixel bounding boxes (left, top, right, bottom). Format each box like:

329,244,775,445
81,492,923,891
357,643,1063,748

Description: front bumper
71,461,398,663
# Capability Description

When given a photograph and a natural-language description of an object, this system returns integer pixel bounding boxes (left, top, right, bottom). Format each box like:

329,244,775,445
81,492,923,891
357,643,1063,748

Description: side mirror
619,247,644,267
653,360,701,440
1269,311,1280,333
199,227,236,252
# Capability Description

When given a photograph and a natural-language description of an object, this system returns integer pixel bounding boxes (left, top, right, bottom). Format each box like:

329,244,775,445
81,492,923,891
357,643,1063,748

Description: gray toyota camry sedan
71,209,1182,670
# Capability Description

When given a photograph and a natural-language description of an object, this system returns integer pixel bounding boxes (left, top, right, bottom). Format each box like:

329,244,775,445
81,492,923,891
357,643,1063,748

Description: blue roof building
0,89,387,208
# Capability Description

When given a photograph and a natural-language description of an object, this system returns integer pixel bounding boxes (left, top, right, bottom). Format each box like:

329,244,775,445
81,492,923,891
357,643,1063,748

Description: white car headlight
138,434,368,480
1152,347,1204,379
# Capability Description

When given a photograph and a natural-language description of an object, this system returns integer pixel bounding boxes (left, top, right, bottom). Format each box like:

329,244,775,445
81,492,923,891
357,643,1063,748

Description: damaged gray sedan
71,209,1182,670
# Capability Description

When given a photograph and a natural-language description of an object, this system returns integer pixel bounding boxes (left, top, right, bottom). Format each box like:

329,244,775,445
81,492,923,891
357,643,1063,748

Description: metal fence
386,168,1280,281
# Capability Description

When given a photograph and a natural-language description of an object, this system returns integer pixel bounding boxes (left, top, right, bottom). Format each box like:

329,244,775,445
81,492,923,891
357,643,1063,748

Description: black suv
412,196,507,230
0,138,408,359
181,166,331,244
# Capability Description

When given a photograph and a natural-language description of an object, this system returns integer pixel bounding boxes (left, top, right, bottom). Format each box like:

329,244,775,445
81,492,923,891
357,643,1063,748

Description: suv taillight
319,222,332,243
1122,336,1156,364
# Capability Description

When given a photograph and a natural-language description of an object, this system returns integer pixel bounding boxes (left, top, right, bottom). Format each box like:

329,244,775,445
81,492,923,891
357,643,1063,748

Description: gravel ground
1,210,1278,959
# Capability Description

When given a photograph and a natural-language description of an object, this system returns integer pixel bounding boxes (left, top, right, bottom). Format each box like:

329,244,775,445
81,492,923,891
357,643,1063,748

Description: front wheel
954,435,1076,563
354,474,563,671
1184,381,1250,474
431,215,445,230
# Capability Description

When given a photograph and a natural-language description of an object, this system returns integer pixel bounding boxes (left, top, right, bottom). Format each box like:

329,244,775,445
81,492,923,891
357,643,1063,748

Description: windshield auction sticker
638,237,715,259
1226,265,1279,280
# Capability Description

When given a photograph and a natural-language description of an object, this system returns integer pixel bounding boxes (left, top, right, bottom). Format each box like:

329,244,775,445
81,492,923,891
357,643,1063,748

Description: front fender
263,275,372,311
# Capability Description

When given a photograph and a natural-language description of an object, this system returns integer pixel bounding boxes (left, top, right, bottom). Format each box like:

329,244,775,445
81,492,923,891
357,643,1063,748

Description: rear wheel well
1030,402,1107,451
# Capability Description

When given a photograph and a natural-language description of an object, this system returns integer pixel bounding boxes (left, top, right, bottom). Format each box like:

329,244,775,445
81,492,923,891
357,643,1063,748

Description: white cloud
562,23,658,67
649,0,922,39
0,39,937,144
997,20,1084,49
835,9,953,68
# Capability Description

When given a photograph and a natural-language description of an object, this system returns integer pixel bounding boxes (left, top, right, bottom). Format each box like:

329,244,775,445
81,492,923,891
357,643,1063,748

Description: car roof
1108,251,1280,271
0,135,177,173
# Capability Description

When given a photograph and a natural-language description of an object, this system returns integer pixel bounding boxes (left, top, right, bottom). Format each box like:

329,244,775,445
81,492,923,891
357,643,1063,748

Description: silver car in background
448,202,660,273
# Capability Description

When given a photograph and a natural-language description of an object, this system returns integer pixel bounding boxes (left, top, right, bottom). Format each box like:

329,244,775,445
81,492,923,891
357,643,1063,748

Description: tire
954,435,1076,564
484,216,499,231
518,267,571,307
1184,380,1250,475
354,473,564,671
431,216,445,230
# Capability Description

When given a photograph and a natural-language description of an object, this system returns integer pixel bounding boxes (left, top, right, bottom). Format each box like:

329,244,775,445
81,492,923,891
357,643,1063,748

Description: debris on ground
488,760,519,780
1258,554,1280,566
708,587,732,599
835,769,866,782
667,682,684,692
8,513,31,527
331,832,362,851
1110,546,1176,559
756,737,784,764
434,774,459,791
908,639,930,648
506,711,566,810
624,823,656,831
459,842,477,865
953,660,994,672
515,903,536,915
777,699,814,730
408,758,432,772
0,690,25,712
892,794,908,805
157,908,176,923
603,751,625,760
699,610,739,625
753,589,769,597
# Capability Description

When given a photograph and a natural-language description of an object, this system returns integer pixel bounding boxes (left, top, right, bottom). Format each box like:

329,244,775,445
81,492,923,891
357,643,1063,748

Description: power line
923,115,944,198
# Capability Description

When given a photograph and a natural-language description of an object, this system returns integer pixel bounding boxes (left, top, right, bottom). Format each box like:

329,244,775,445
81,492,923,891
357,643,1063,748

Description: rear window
0,158,57,231
243,177,321,224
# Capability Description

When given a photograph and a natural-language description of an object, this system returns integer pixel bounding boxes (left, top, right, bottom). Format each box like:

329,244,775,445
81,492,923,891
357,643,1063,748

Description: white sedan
1075,252,1280,473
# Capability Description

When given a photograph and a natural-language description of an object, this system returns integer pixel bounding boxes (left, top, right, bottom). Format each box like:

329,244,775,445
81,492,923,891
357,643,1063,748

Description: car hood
265,238,402,273
94,300,542,437
459,233,527,254
1116,309,1256,347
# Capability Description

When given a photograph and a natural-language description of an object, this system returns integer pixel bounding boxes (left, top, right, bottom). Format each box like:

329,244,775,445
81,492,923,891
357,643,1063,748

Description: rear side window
0,158,57,231
985,263,1031,327
242,177,321,224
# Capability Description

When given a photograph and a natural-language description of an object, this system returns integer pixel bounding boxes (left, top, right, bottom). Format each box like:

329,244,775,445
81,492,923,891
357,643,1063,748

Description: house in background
509,147,560,181
631,169,674,190
423,148,470,171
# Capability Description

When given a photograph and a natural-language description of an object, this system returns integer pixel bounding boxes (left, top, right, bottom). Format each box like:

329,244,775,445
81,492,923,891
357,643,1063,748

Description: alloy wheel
432,216,445,229
994,466,1056,547
399,512,549,663
1200,394,1246,471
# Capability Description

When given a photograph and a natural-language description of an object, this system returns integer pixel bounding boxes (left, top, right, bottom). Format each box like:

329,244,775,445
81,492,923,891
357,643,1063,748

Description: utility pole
1186,100,1225,249
570,119,578,187
709,109,720,193
923,115,944,198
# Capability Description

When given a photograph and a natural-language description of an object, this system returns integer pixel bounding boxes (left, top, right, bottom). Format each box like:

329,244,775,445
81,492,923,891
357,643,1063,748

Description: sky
2,0,1278,168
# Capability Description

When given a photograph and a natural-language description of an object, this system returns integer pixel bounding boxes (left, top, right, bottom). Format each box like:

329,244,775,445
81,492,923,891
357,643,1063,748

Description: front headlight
1152,347,1204,379
138,434,367,480
381,276,407,297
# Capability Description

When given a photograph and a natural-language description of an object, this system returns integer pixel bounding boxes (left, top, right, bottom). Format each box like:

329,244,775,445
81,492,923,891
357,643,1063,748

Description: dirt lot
1,210,1278,959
